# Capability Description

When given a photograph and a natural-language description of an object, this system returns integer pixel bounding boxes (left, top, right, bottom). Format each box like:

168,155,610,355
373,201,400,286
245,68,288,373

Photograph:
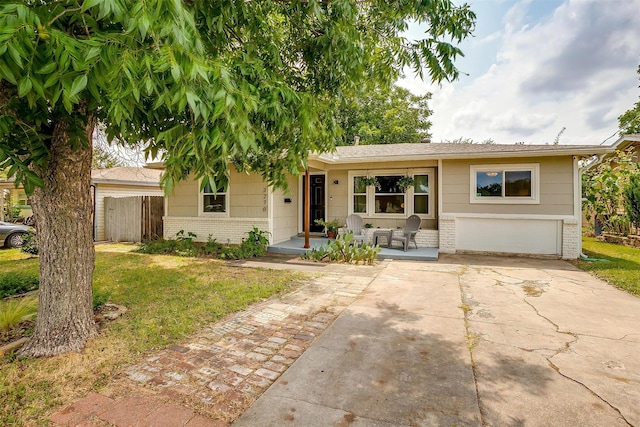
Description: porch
268,236,439,261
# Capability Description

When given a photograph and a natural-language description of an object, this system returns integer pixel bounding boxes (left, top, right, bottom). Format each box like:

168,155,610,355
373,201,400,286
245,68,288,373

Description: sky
398,0,640,145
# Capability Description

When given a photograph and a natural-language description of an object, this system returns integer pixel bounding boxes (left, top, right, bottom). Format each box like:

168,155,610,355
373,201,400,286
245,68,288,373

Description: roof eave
607,133,640,152
91,179,161,187
310,146,618,164
145,162,165,170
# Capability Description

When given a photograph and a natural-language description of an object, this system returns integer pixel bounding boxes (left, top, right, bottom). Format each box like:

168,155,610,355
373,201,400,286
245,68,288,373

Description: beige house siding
166,178,199,217
272,175,299,244
230,171,269,219
438,155,580,258
441,156,574,216
166,170,268,219
164,170,270,243
96,184,163,241
326,170,349,224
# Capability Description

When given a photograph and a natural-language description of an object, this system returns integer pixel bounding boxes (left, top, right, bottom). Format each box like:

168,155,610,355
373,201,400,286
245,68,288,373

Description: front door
302,174,326,232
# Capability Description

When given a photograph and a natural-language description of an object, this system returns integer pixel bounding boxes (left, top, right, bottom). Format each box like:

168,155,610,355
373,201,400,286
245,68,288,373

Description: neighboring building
0,167,163,241
160,135,640,259
90,167,163,241
0,186,32,219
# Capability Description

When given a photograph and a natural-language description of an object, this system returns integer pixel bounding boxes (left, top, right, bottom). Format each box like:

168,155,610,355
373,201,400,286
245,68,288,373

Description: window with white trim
374,175,405,214
353,176,367,214
348,169,434,218
470,164,539,204
201,179,229,214
413,174,430,214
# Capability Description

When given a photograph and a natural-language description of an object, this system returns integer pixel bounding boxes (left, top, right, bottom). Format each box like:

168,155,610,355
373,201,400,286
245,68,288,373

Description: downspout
578,154,605,258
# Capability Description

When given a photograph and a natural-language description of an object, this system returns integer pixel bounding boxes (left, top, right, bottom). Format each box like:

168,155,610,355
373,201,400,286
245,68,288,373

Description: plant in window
361,176,379,188
398,175,415,192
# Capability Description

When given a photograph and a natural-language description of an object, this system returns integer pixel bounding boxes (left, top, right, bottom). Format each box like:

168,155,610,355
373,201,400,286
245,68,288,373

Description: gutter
90,179,162,187
311,148,620,165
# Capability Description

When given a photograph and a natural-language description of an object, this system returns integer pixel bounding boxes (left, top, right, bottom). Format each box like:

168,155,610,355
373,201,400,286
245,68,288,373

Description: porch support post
304,168,310,249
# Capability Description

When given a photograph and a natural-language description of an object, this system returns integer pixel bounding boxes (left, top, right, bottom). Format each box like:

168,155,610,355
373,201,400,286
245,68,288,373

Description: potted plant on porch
314,218,341,239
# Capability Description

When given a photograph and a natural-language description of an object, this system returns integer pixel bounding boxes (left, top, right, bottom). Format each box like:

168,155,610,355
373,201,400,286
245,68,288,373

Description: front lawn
0,244,304,425
574,237,640,296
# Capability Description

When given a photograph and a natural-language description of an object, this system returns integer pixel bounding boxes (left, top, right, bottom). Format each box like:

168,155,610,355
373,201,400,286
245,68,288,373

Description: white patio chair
344,214,366,245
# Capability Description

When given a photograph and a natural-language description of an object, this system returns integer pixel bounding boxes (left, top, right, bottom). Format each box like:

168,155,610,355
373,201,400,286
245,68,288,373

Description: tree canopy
0,0,475,192
619,65,640,135
335,84,432,145
0,0,475,356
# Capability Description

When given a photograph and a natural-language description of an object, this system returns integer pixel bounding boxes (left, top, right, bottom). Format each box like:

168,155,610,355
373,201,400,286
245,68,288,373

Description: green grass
575,237,640,296
0,244,304,425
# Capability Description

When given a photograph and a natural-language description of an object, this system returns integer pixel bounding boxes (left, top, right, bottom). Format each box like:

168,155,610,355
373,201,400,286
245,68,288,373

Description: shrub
302,233,380,265
137,230,198,256
0,272,39,299
172,230,198,257
137,239,178,254
137,228,270,260
624,174,640,231
219,228,270,260
20,232,38,255
583,149,640,234
0,297,37,333
203,236,221,255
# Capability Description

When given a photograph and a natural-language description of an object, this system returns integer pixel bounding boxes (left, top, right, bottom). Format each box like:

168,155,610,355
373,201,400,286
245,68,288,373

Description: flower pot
327,231,337,239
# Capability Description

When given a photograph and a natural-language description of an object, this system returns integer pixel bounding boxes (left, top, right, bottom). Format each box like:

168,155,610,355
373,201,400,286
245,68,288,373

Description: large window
348,169,434,218
201,179,228,214
374,176,405,214
470,164,539,204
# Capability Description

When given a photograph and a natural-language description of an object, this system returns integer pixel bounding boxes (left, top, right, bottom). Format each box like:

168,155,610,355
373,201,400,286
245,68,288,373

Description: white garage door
455,217,562,255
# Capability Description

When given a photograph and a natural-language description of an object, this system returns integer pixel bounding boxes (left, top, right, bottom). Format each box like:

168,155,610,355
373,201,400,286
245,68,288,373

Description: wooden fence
104,196,164,242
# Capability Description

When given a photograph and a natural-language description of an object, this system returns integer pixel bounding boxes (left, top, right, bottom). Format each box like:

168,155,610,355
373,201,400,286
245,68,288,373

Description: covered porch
268,236,439,261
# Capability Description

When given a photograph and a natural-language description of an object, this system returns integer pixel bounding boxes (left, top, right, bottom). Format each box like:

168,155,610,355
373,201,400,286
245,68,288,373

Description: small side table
373,230,392,247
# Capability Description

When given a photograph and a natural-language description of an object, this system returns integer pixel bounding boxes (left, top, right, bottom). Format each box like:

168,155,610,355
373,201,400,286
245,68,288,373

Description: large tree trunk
19,117,97,357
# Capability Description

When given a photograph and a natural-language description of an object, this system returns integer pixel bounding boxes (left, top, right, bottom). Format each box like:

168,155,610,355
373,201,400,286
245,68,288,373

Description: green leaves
1,0,475,193
69,74,87,98
583,149,640,235
335,84,432,145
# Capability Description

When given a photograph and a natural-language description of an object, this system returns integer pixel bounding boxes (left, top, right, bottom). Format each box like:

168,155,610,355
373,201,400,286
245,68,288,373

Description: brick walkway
51,260,386,427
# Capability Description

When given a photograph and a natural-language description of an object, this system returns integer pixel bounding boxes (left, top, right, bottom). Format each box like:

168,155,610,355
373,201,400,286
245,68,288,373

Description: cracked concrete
237,254,640,427
458,254,638,426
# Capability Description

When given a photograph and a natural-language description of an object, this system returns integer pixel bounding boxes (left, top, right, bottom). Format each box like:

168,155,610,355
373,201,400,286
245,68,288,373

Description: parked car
0,221,31,248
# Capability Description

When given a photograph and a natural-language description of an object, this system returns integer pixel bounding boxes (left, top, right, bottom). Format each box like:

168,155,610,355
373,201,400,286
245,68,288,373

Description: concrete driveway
235,255,640,426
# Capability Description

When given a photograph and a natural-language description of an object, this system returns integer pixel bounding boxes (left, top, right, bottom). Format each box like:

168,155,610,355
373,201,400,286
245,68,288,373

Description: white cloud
400,0,640,145
489,110,556,136
474,31,502,46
